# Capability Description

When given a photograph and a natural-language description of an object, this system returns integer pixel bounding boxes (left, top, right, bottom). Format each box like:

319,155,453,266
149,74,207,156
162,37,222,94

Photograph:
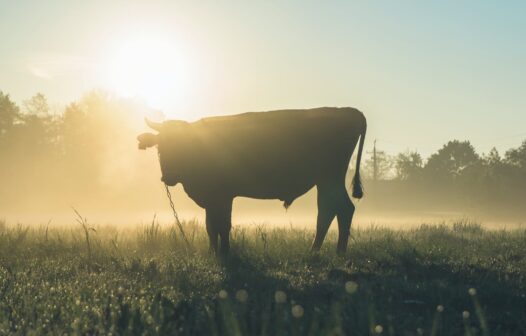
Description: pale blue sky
1,0,525,157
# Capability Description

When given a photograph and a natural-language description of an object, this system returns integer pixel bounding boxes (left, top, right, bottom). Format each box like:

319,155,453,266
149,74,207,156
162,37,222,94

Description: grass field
0,218,525,335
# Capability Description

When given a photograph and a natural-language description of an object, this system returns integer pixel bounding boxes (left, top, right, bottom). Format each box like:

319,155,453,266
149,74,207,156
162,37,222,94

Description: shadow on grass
212,235,526,335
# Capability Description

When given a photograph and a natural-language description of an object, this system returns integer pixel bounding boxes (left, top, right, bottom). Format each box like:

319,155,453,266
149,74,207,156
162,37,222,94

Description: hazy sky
1,0,525,157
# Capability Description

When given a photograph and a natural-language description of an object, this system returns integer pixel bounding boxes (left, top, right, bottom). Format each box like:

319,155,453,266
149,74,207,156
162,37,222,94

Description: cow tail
352,114,367,199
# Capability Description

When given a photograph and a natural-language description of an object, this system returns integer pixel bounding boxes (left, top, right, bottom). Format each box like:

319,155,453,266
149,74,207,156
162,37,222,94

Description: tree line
358,138,526,217
0,90,159,211
1,90,525,217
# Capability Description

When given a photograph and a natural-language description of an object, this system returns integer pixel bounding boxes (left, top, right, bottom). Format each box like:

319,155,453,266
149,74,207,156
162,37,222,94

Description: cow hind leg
336,188,355,256
311,183,338,252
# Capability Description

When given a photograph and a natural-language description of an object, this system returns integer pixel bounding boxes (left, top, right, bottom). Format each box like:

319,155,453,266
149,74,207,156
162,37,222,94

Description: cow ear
137,133,158,150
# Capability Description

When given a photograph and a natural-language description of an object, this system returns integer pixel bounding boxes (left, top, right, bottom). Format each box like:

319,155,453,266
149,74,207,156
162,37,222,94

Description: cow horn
145,118,163,132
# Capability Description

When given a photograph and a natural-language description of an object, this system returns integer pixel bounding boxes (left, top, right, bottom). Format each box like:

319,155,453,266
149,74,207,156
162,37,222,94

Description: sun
104,35,190,110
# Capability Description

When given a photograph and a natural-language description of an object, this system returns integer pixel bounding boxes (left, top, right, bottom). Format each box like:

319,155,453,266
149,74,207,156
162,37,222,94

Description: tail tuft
352,172,364,199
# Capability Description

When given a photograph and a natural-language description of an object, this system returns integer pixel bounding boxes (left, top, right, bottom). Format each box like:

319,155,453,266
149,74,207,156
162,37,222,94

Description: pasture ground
0,219,525,335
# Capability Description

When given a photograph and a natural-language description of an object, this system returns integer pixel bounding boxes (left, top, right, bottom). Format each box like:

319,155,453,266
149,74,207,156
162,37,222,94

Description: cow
137,107,367,256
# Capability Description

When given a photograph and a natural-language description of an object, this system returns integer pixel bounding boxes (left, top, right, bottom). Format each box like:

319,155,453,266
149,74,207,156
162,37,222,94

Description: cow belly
215,147,346,202
181,175,314,209
231,169,317,205
237,179,315,199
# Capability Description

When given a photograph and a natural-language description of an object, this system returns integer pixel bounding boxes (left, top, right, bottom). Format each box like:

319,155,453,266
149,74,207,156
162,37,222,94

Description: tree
424,140,480,181
0,92,20,185
0,91,20,135
504,140,526,169
395,151,423,181
484,147,502,167
482,147,507,182
363,151,392,180
61,102,87,154
19,93,57,150
23,92,49,117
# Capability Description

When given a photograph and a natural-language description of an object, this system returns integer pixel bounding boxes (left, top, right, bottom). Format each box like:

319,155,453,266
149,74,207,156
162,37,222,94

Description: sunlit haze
1,1,526,227
104,34,192,112
1,1,525,156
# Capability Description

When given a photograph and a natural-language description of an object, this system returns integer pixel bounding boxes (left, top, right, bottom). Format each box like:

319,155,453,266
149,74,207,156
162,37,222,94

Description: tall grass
0,220,524,335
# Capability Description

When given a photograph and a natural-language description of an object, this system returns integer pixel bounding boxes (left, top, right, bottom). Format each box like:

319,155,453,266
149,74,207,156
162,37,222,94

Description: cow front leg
205,198,233,257
205,213,219,254
218,224,231,256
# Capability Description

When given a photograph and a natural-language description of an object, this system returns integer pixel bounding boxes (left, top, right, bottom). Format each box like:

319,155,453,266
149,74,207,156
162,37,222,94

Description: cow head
137,119,162,149
137,118,186,186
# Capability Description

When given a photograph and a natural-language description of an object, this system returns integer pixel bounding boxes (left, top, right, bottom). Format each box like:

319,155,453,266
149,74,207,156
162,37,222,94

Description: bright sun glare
105,35,190,111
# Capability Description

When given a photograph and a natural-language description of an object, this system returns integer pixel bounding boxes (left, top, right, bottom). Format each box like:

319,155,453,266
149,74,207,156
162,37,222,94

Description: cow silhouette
138,107,367,256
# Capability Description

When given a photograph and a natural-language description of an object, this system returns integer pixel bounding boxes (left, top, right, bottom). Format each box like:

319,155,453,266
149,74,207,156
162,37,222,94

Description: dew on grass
292,305,304,318
236,289,248,302
274,290,287,303
345,281,358,294
218,290,228,299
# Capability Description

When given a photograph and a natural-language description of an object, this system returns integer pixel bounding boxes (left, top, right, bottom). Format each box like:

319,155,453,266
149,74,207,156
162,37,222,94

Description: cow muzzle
161,176,178,186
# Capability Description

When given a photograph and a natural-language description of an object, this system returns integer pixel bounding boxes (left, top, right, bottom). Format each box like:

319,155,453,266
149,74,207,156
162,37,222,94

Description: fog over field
1,91,525,230
2,2,526,231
